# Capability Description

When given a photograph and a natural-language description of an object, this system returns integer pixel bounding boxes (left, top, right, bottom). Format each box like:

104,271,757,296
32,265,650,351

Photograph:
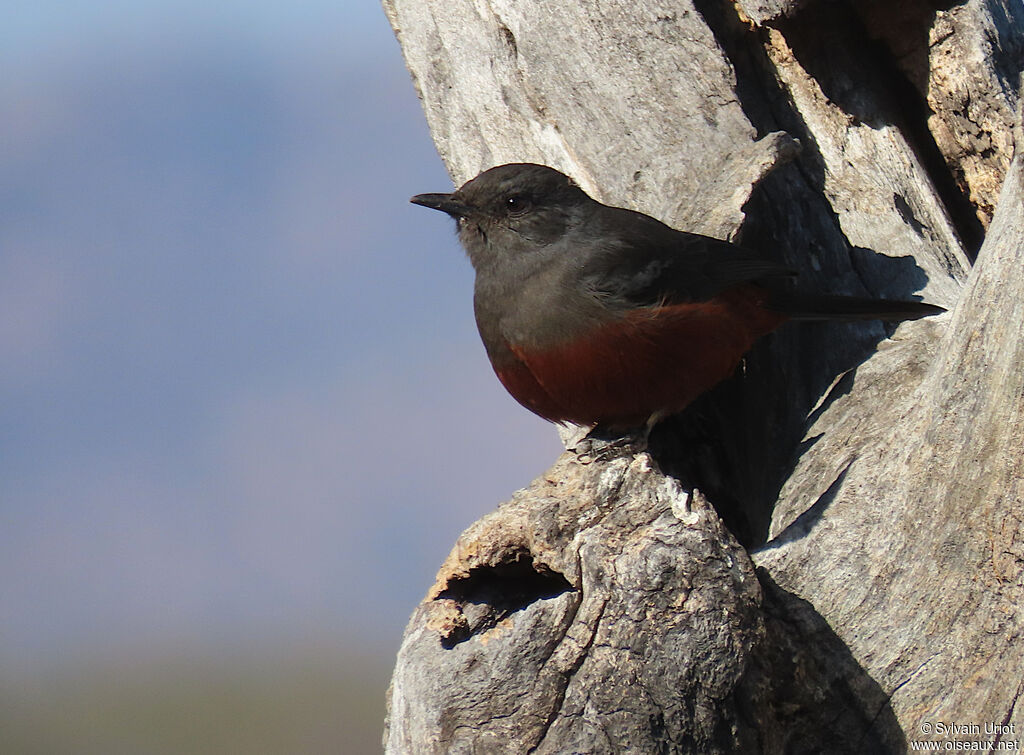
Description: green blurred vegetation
0,648,388,754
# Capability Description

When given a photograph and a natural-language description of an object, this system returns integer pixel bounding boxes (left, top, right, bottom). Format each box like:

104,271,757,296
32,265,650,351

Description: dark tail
767,291,946,322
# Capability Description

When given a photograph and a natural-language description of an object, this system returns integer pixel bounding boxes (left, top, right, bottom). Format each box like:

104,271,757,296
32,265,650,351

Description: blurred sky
1,0,561,680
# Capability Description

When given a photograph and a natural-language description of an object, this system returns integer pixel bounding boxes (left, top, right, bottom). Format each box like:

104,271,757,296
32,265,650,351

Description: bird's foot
572,425,649,464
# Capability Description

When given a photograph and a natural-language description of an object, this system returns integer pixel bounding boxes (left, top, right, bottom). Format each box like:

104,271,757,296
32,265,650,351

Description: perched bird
412,163,943,432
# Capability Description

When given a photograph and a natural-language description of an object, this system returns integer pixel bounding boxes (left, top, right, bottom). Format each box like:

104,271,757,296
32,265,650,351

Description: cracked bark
382,0,1024,751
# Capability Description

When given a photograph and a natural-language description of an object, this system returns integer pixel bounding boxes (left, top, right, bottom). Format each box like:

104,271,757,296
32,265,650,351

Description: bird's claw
572,432,648,464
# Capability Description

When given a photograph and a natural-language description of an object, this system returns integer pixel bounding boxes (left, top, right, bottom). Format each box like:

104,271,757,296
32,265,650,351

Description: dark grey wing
578,205,795,308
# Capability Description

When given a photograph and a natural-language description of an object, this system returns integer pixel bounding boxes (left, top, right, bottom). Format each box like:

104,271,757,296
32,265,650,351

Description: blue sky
1,1,561,676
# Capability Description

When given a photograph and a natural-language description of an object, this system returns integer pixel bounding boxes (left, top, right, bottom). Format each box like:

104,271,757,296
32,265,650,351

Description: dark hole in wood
436,551,574,648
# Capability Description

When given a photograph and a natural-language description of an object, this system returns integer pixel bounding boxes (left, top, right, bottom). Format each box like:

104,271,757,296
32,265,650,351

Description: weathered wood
736,0,807,26
854,0,1022,231
384,455,761,753
759,128,1024,743
383,0,1024,750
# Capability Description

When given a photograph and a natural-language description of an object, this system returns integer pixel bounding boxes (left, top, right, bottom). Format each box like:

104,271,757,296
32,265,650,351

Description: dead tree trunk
382,0,1024,751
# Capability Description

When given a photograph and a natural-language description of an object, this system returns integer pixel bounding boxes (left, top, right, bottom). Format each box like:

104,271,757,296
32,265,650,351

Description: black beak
410,193,471,218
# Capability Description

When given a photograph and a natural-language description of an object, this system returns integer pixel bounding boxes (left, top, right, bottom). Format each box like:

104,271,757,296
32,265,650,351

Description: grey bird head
410,163,593,270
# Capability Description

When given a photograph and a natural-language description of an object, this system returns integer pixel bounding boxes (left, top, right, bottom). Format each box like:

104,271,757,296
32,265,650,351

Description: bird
411,163,944,434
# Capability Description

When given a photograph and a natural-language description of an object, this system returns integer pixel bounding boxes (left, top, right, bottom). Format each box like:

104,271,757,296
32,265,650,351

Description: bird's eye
505,194,531,214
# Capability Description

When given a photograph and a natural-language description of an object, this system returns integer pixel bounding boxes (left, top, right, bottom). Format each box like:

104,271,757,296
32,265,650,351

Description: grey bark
382,0,1024,752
